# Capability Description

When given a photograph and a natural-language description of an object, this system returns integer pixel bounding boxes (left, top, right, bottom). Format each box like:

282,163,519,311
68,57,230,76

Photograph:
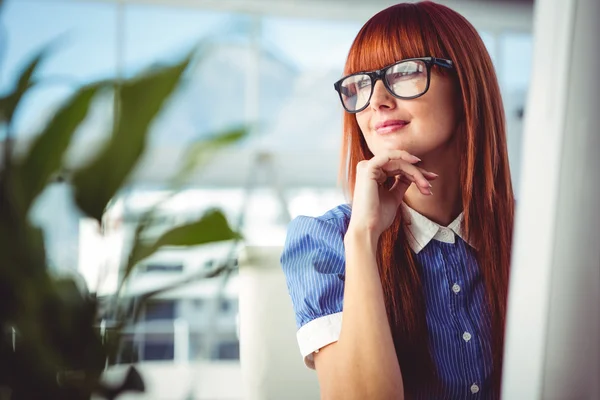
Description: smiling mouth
375,121,409,135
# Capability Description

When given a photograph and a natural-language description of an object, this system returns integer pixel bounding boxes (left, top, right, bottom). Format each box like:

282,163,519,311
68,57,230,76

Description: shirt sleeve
280,215,346,369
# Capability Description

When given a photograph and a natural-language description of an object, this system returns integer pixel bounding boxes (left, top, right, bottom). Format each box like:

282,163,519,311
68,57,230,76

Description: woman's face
355,71,460,159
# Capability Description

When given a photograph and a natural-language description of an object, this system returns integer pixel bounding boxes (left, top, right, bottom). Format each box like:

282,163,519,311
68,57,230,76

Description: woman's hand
348,150,438,240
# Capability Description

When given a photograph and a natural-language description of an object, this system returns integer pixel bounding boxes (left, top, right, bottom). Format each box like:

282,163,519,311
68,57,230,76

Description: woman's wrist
344,223,380,252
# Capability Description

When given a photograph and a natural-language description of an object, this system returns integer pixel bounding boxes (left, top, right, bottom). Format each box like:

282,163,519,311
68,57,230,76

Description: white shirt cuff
296,312,343,369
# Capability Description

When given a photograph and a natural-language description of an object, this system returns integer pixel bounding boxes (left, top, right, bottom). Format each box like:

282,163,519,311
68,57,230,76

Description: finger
387,174,431,202
379,157,435,174
389,176,410,203
396,167,433,195
388,175,407,192
386,166,438,181
373,168,389,185
420,169,439,179
369,150,420,170
357,160,386,185
383,162,431,189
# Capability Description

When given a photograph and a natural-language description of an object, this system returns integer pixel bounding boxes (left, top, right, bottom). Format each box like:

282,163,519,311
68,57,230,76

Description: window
499,32,533,197
143,341,174,361
123,5,250,144
220,298,238,314
479,30,497,66
142,263,184,273
2,0,117,279
500,32,533,92
144,300,177,321
217,340,239,360
1,0,117,139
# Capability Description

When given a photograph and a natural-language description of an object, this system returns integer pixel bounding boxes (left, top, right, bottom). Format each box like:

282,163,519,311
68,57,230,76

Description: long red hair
340,1,514,395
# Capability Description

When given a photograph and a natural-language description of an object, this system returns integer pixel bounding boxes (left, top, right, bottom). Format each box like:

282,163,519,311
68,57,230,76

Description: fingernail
428,182,432,188
413,156,422,162
429,189,433,195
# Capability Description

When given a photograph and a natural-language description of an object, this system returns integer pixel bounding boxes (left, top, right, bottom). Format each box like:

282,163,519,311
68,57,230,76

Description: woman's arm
314,227,403,400
313,150,437,400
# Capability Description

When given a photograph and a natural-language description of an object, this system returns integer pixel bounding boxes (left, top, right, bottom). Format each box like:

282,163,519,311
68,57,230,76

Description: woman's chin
380,142,416,155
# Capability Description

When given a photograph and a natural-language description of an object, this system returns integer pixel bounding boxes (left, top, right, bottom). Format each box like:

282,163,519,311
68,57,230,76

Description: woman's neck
403,148,462,227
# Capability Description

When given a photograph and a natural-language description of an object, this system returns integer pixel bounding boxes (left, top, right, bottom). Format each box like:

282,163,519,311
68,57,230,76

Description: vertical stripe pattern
281,204,494,399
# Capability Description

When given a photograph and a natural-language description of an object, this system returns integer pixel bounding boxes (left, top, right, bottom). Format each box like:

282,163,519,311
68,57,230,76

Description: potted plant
0,22,246,399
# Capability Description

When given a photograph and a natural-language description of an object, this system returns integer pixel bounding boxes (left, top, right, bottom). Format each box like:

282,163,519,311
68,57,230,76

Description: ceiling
73,0,535,32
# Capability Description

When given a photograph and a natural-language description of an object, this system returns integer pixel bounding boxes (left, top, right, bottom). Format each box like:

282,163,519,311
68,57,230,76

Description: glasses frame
333,57,454,113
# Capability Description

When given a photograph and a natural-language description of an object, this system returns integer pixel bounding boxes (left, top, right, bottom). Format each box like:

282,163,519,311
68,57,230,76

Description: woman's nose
369,80,396,111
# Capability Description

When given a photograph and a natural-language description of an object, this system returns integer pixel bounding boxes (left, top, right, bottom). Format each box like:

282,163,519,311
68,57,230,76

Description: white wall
502,0,600,398
238,246,320,400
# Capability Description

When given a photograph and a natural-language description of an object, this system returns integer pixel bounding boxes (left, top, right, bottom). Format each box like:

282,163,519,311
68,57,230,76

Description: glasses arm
432,57,454,69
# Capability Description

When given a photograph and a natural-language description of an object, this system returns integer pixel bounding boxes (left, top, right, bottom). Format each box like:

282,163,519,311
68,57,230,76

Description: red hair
339,1,514,395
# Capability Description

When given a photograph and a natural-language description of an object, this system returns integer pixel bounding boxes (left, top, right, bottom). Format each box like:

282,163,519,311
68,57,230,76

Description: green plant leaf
14,84,100,211
0,44,51,125
71,52,192,222
153,208,240,248
173,126,249,186
123,209,240,286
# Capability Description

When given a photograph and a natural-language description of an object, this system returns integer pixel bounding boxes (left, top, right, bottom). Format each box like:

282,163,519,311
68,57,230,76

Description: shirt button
452,283,461,294
463,332,472,342
471,383,480,394
440,229,452,241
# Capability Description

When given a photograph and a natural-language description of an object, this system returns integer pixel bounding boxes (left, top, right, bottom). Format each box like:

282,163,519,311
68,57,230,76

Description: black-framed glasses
333,57,454,113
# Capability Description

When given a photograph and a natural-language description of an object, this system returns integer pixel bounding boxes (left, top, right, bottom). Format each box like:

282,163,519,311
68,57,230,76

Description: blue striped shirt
280,203,495,399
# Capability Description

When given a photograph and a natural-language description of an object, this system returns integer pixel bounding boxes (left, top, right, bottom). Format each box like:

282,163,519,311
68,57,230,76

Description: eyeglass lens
339,60,428,112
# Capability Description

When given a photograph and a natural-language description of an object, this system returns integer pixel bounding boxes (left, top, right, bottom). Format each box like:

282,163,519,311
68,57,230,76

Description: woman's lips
374,120,409,134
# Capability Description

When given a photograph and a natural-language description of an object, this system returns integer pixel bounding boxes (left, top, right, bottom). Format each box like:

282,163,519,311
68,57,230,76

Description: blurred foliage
0,36,246,400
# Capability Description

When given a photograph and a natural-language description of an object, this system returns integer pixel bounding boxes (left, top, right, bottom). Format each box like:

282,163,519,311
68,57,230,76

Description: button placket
452,283,461,294
435,238,486,397
462,331,472,342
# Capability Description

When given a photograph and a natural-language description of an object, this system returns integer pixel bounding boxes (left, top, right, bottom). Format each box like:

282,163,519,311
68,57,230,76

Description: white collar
401,203,473,254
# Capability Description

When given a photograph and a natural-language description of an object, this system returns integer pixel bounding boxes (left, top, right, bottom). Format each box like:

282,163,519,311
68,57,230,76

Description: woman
281,1,514,399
